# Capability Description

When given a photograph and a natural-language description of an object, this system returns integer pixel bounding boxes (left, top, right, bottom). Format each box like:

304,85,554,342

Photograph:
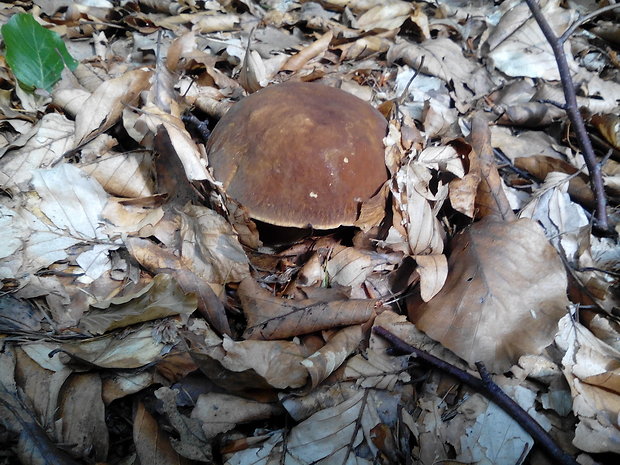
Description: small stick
372,326,578,465
523,0,609,231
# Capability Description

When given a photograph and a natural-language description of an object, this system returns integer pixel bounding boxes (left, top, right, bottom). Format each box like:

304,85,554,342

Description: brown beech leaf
57,373,108,460
125,237,231,336
302,325,364,388
591,114,620,150
134,401,190,465
1,347,81,465
239,278,379,340
556,314,620,453
73,69,152,147
182,321,311,390
513,155,595,209
414,254,448,302
80,274,196,335
469,114,515,221
282,30,333,72
408,216,569,373
191,392,282,438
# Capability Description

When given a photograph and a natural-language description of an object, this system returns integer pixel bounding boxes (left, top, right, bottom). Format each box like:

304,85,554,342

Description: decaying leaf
239,277,379,340
185,320,310,390
0,113,75,190
192,392,282,438
514,155,595,209
410,216,569,372
283,30,333,72
125,236,232,336
555,314,620,454
73,69,152,147
356,1,412,32
57,373,108,461
1,0,619,462
134,401,190,465
302,324,364,388
56,325,168,369
154,387,213,462
79,273,197,335
485,0,577,79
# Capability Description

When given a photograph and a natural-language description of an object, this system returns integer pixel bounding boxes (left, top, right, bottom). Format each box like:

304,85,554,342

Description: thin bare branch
373,326,579,465
524,0,610,231
560,3,620,43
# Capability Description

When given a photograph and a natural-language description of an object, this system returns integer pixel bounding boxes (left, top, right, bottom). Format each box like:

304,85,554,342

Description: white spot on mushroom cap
309,192,318,198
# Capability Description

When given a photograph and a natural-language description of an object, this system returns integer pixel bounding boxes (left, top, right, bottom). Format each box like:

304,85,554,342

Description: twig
559,3,620,43
372,326,579,465
523,0,609,231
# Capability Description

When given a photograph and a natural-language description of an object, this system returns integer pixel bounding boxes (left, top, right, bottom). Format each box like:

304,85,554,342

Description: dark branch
524,0,609,231
372,326,579,465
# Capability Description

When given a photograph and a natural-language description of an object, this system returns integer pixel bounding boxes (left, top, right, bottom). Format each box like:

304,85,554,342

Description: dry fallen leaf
192,392,282,438
485,0,577,79
57,373,108,460
239,277,379,340
555,314,620,454
0,113,75,190
409,216,569,372
282,30,333,72
134,401,191,465
73,69,152,147
79,273,196,335
410,114,568,372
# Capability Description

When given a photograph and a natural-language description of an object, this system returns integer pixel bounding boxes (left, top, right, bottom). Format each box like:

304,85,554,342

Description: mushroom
206,82,388,229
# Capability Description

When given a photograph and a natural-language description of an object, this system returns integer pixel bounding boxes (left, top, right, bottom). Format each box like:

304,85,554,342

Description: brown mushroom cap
206,82,388,229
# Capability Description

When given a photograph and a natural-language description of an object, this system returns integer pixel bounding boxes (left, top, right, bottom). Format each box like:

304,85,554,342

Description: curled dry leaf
57,326,167,369
0,349,82,465
302,325,364,388
356,1,413,32
514,155,595,209
485,0,577,79
178,204,250,287
79,273,197,335
73,69,152,147
124,236,232,336
520,172,589,262
142,108,211,181
57,373,108,461
0,113,75,190
468,114,515,221
282,30,333,72
183,320,310,390
239,277,379,340
555,314,620,454
323,245,400,298
387,37,491,112
591,113,620,150
414,254,448,302
154,387,212,462
409,216,569,373
239,31,268,93
192,392,282,438
134,401,191,465
218,336,310,390
382,158,446,255
344,347,411,390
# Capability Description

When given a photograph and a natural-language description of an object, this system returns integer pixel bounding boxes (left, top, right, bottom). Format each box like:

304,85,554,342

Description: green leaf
1,13,78,92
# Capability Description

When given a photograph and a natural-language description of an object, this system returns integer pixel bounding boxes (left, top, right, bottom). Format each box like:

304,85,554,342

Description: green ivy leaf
1,13,78,92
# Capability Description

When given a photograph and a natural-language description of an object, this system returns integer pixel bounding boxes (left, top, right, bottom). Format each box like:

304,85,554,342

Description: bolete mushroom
206,82,388,229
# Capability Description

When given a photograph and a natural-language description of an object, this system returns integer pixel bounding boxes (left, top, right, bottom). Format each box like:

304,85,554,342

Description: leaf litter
0,1,619,464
